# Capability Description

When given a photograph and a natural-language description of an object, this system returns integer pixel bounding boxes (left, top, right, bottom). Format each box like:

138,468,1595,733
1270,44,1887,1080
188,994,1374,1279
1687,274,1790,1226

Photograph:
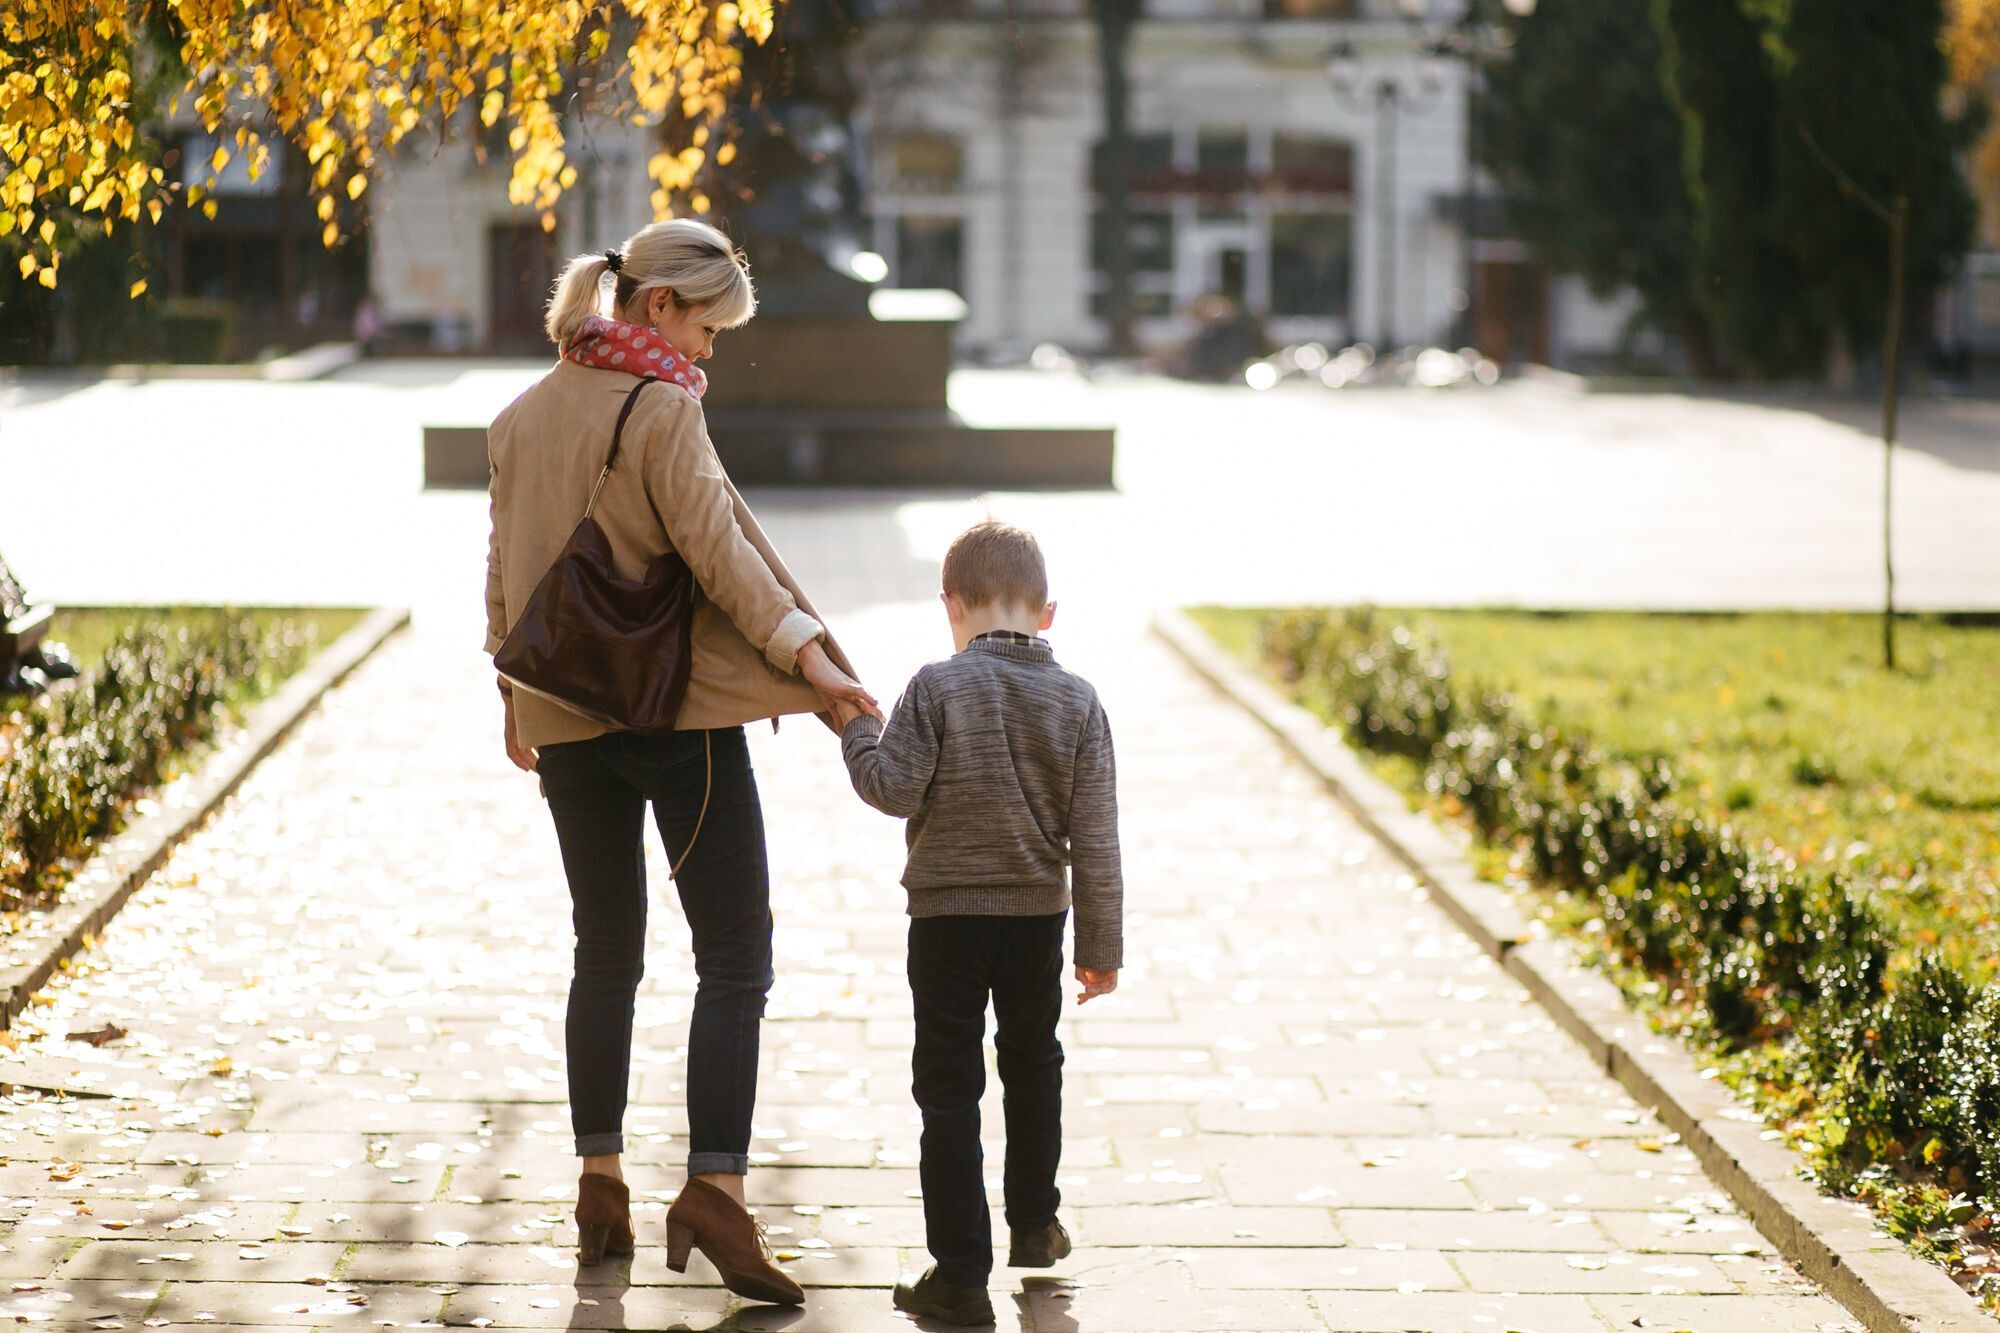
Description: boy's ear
941,590,965,624
1040,600,1057,631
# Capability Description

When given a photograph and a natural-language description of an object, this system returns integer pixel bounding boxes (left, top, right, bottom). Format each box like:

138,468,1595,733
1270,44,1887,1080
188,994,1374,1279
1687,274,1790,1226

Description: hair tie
603,248,624,274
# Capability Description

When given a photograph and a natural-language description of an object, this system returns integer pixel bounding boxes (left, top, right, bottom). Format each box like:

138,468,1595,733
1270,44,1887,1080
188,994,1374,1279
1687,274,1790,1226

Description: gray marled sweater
839,635,1123,970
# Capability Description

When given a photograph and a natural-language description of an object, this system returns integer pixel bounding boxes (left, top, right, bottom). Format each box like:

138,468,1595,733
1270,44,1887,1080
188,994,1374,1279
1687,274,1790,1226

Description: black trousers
536,727,773,1175
906,912,1067,1286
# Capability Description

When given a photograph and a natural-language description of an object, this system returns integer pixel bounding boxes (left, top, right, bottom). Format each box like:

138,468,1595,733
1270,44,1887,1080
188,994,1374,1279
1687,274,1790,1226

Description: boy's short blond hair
941,520,1048,610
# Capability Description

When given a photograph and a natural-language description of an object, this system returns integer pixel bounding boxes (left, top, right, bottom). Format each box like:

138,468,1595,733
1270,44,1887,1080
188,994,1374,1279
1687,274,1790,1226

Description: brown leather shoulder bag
493,377,696,735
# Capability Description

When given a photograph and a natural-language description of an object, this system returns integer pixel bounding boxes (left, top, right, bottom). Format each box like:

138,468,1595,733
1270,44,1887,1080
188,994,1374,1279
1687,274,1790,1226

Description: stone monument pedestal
424,297,1115,491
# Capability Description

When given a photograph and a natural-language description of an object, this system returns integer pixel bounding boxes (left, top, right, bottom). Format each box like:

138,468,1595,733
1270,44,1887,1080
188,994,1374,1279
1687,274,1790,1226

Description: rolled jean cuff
575,1132,624,1157
687,1150,749,1176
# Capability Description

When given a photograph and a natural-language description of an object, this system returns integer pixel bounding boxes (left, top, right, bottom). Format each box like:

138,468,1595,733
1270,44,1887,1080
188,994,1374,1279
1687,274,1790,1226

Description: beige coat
485,360,854,751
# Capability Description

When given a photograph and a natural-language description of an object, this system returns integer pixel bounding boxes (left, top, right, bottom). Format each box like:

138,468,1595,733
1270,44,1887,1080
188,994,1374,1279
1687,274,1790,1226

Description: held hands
798,638,883,724
829,697,870,731
1075,966,1118,1005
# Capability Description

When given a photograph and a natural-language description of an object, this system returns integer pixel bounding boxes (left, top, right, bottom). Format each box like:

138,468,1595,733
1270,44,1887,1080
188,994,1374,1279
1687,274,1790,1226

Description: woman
483,218,875,1306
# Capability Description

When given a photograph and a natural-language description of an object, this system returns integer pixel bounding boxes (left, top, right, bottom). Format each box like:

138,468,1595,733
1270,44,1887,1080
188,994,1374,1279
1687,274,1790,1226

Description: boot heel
666,1219,696,1273
578,1222,613,1267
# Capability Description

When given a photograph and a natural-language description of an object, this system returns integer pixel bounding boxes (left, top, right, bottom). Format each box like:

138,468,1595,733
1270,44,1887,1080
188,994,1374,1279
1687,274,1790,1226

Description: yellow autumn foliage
1947,0,2000,242
0,0,780,287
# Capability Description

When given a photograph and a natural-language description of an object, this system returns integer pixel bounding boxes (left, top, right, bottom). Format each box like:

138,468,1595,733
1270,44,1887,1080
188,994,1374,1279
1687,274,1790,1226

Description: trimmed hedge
1260,607,2000,1204
0,619,311,898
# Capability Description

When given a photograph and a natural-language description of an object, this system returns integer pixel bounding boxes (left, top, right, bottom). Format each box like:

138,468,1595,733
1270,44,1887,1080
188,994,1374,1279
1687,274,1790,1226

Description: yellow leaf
321,220,338,247
128,278,146,299
716,141,736,167
36,267,55,289
346,173,366,200
17,254,35,278
201,199,217,219
210,144,229,173
210,1056,232,1076
317,194,335,221
691,192,710,214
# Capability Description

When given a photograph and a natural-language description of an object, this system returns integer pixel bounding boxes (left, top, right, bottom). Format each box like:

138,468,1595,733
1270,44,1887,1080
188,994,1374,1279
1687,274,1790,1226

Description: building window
895,215,965,292
1270,214,1352,319
890,133,964,193
1263,0,1357,15
1194,130,1251,213
1090,133,1176,196
1272,133,1354,196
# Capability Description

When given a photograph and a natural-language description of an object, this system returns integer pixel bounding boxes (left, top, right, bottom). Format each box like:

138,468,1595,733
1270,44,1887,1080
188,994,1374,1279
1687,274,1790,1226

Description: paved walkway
0,597,1867,1330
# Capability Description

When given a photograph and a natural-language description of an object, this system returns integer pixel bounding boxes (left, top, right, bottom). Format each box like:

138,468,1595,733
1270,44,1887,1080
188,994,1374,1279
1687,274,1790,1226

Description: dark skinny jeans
537,727,773,1176
907,912,1067,1286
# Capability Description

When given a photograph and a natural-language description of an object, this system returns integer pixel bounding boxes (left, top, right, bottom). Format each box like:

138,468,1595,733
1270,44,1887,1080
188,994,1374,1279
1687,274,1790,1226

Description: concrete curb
1151,607,1990,1333
0,606,409,1031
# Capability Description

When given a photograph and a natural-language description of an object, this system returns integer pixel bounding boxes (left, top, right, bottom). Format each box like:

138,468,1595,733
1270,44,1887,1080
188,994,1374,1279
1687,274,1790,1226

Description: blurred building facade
147,0,1990,376
853,0,1481,361
350,0,1518,362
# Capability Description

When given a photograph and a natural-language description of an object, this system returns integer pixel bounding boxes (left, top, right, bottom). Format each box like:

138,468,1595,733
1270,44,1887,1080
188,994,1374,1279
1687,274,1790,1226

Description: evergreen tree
1656,0,1975,378
1478,0,1718,372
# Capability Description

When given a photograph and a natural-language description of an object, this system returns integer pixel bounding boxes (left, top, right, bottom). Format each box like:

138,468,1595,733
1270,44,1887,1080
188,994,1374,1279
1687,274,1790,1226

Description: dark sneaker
1007,1217,1072,1268
892,1265,994,1326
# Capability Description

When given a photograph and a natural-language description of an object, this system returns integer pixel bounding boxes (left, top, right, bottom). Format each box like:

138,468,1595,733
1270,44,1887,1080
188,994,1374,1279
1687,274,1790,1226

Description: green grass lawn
1194,608,2000,979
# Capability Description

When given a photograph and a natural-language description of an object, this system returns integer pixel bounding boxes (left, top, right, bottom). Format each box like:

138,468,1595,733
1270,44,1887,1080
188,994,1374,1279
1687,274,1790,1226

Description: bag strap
582,376,659,522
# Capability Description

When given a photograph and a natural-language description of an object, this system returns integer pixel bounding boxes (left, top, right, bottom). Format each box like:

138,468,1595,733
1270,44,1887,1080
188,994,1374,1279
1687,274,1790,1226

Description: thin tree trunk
1881,196,1907,671
1672,307,1725,379
1093,0,1141,358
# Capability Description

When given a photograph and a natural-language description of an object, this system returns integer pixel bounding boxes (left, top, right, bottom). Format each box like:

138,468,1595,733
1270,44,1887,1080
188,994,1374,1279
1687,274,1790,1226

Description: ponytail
544,253,613,347
545,219,754,347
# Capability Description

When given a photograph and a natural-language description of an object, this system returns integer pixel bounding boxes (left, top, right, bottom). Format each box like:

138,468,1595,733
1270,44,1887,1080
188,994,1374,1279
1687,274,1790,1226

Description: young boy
832,520,1122,1326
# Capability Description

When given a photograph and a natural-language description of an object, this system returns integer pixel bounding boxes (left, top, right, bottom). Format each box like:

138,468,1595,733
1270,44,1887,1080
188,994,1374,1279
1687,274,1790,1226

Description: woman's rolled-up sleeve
642,392,824,674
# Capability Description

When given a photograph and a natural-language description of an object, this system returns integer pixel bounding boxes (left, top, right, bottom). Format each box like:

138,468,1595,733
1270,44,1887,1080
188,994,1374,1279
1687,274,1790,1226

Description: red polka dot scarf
562,314,708,400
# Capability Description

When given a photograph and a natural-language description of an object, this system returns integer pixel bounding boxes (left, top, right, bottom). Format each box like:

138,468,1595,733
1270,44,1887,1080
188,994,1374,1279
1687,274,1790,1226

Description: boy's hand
828,696,871,730
1075,966,1118,1005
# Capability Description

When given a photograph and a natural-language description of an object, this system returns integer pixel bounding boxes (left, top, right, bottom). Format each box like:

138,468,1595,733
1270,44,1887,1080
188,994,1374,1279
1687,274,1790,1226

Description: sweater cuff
1075,940,1123,971
484,629,506,656
765,609,825,675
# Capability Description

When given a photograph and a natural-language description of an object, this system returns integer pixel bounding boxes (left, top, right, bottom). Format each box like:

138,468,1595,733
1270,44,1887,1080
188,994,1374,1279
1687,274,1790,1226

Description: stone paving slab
0,576,1877,1328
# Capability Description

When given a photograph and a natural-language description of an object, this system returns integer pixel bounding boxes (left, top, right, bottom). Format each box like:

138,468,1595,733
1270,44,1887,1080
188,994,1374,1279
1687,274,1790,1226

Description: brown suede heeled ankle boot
575,1172,636,1266
664,1178,806,1305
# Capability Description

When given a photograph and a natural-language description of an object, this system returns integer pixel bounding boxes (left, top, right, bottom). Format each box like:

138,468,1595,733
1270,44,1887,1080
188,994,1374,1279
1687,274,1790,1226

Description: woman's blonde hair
544,217,757,346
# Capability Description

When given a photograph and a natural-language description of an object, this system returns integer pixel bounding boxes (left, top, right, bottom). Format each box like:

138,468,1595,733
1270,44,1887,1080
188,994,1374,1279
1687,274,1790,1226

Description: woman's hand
502,691,537,772
798,639,880,717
